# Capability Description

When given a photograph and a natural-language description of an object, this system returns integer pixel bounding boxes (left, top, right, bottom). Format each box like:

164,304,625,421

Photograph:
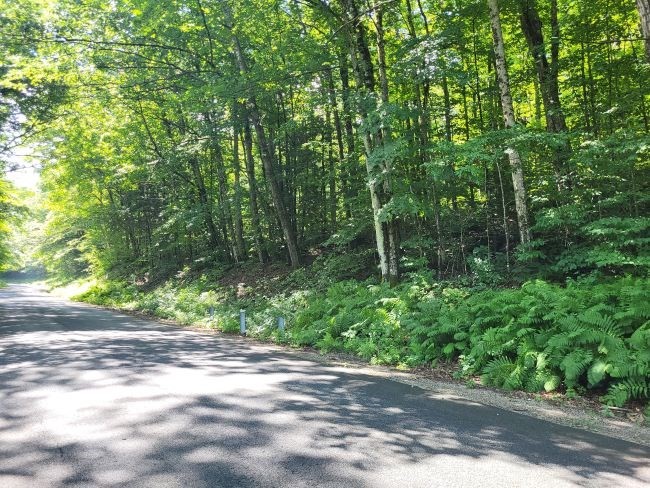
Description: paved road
1,283,648,488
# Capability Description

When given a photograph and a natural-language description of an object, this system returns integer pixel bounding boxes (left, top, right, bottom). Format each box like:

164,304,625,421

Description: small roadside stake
239,309,246,335
277,316,285,332
209,306,214,319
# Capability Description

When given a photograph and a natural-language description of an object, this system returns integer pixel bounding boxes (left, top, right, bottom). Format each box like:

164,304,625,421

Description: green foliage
2,0,648,413
287,275,650,406
256,273,649,408
284,249,376,290
75,266,649,408
526,133,650,278
0,178,13,270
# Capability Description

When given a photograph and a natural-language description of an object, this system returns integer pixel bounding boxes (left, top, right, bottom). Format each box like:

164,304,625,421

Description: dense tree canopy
1,0,647,283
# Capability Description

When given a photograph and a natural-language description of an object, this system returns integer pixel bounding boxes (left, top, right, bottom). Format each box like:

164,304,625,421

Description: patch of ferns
290,276,649,407
459,279,650,406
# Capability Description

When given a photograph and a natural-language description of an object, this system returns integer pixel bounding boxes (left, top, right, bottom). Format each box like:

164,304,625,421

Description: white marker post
277,316,285,332
239,309,246,335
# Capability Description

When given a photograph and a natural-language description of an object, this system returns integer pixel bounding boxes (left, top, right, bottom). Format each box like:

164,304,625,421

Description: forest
1,0,649,409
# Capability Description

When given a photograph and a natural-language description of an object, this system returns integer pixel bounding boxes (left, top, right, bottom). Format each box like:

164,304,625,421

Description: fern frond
560,349,593,387
482,356,518,388
603,378,650,407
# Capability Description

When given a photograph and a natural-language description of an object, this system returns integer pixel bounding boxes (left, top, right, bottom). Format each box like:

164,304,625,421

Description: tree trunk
488,0,532,245
336,0,396,283
373,1,399,284
638,0,650,62
339,53,359,194
518,0,567,133
204,113,238,261
232,123,247,260
518,0,571,190
324,82,338,230
243,122,268,265
327,67,349,218
214,142,237,260
224,4,301,267
403,4,444,275
188,155,221,250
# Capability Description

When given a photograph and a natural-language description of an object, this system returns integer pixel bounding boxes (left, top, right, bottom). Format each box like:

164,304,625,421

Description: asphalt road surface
1,283,649,487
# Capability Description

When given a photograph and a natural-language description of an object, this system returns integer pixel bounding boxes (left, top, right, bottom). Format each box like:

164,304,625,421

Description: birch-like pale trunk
487,0,532,245
338,0,394,282
373,1,399,284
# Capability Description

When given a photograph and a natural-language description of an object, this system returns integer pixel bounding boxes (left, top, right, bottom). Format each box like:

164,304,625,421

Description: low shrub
288,276,650,407
74,273,650,408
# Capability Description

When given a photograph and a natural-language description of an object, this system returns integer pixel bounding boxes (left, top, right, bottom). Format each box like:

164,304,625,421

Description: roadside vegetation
75,254,650,411
1,0,648,413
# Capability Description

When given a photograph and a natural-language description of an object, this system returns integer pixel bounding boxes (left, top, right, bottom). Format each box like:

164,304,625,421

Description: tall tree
337,0,399,284
518,0,571,189
222,1,301,268
2,0,644,286
487,0,532,245
638,0,650,62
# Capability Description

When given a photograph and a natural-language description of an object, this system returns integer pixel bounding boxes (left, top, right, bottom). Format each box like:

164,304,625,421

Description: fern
560,350,593,387
587,360,610,386
290,275,649,407
603,378,650,407
482,357,518,389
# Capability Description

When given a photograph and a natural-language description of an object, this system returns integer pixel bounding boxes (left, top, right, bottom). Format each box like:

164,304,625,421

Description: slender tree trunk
404,4,444,274
243,122,267,265
204,112,238,261
586,42,599,135
224,4,301,267
638,0,650,62
580,42,591,131
374,5,389,104
461,83,470,140
322,80,336,231
518,0,571,190
326,103,338,230
518,0,567,133
472,17,485,131
373,1,399,284
232,122,247,260
338,0,397,283
488,0,532,245
216,146,237,260
250,105,300,268
339,53,357,189
495,160,511,271
441,70,459,212
188,155,222,250
327,68,349,218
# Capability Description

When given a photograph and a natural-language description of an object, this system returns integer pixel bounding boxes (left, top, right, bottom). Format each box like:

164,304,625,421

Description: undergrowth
74,271,650,409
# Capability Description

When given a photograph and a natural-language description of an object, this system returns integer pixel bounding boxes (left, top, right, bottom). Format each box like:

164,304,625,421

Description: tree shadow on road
1,284,649,487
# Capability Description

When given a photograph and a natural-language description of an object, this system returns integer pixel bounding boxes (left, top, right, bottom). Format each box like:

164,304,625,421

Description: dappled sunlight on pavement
1,284,649,487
